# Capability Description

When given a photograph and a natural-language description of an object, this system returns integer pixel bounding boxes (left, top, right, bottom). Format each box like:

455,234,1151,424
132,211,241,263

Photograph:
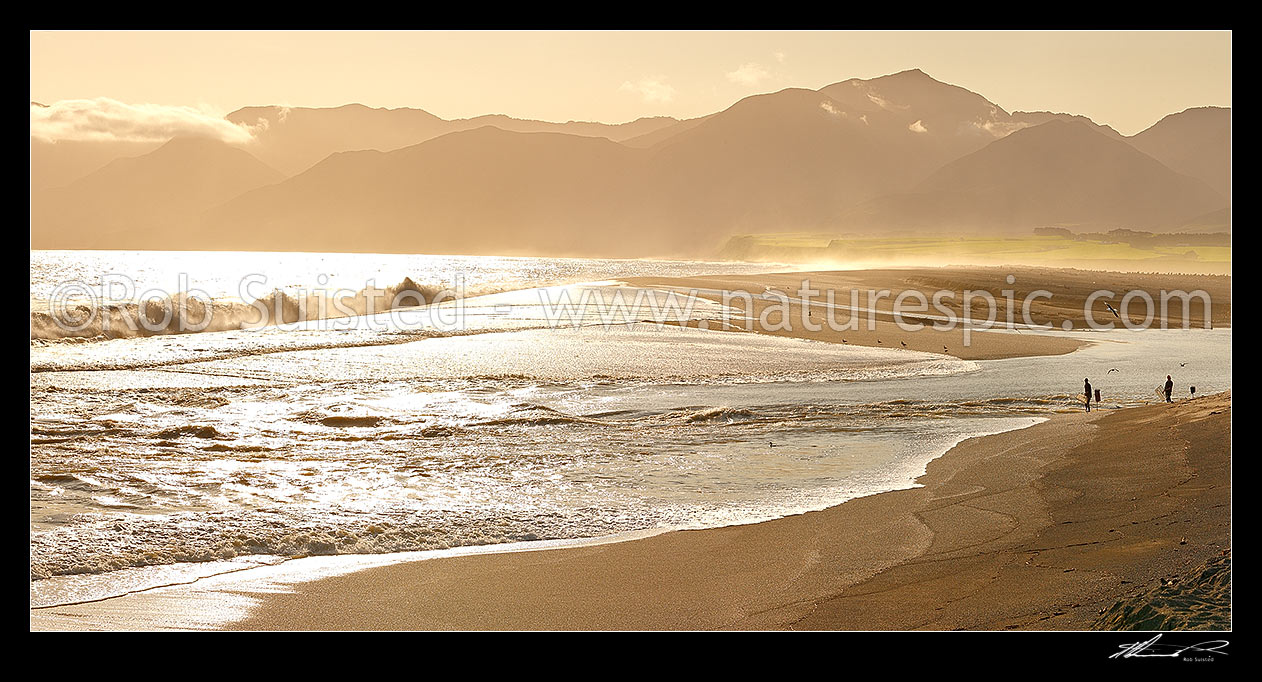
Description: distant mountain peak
824,68,936,89
149,135,277,161
1021,117,1083,131
1129,105,1230,196
986,117,1127,150
158,134,231,147
888,68,930,78
1179,105,1230,114
1142,105,1231,128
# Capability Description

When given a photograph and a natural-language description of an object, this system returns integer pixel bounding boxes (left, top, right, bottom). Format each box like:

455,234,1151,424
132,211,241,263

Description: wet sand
200,391,1229,631
30,266,1231,631
627,266,1230,360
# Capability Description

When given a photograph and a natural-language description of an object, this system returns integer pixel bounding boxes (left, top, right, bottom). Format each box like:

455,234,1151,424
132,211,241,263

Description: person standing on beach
1094,388,1101,407
1084,378,1092,412
1164,375,1174,403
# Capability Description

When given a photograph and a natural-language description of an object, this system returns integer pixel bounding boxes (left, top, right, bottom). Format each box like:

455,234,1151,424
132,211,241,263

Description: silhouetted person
1164,375,1174,403
1084,378,1092,412
1190,386,1196,399
1094,388,1101,406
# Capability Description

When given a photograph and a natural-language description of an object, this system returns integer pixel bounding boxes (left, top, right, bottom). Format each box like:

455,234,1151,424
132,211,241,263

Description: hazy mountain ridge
838,119,1226,233
32,136,284,249
1127,106,1231,197
30,70,1231,256
200,127,657,256
1010,111,1125,139
225,103,681,175
31,137,165,190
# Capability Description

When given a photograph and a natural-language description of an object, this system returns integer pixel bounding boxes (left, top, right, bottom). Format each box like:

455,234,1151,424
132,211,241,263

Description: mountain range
30,69,1231,257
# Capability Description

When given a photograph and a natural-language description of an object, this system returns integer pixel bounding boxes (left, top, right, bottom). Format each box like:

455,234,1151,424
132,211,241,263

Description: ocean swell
31,277,476,341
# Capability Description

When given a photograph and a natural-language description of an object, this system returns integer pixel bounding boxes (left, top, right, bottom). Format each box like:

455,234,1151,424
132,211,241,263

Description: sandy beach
627,266,1230,361
209,391,1228,631
31,32,1234,639
31,263,1233,631
30,266,1232,631
32,390,1229,630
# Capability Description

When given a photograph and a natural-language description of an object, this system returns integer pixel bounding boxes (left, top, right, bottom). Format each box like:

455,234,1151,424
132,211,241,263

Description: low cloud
821,101,869,125
969,118,1032,137
867,92,909,112
820,101,874,127
726,62,771,87
619,77,676,104
30,98,258,144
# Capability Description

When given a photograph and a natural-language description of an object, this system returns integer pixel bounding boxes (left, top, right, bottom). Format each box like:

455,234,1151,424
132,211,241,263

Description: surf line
30,560,289,611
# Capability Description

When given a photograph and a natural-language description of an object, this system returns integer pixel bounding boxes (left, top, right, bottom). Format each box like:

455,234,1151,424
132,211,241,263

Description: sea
29,250,1232,609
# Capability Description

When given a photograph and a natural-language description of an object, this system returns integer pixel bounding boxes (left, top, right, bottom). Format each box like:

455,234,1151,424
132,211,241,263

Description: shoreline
626,266,1229,361
30,414,1042,627
31,391,1230,630
229,391,1230,631
30,265,1232,630
32,264,1231,363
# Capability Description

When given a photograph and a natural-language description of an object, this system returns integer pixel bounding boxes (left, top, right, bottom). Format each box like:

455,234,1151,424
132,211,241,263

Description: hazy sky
30,30,1232,136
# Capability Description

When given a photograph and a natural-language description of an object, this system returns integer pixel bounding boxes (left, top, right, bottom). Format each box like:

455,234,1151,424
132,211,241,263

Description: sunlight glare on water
29,251,1231,609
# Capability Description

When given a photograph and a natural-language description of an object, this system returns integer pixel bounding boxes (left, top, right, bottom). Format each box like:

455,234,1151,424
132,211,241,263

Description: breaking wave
28,506,640,584
31,277,486,341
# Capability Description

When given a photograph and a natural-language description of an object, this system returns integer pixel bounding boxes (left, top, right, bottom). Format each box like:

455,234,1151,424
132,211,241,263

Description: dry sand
208,391,1229,631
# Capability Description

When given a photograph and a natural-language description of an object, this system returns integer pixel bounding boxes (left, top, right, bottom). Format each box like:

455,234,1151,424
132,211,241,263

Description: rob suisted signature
1110,634,1229,660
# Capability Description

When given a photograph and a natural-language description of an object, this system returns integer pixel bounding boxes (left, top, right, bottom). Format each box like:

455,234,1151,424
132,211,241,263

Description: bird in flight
1108,368,1120,373
1105,303,1120,319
